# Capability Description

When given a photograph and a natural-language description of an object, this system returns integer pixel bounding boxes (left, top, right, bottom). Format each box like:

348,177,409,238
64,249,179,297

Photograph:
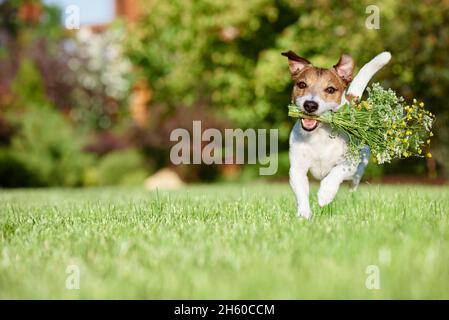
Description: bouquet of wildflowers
288,83,435,163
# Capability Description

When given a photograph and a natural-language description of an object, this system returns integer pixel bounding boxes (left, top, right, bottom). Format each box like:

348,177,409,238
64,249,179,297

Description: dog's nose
303,100,319,113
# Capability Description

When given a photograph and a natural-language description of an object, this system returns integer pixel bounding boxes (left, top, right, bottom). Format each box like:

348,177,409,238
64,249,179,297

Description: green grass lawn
0,183,448,299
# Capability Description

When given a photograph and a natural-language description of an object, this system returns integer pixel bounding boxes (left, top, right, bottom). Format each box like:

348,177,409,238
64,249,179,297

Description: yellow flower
427,152,432,158
406,130,412,135
427,139,431,145
387,130,393,135
430,132,434,137
418,149,422,155
413,98,417,104
403,151,409,157
407,115,412,120
392,124,397,129
401,121,406,127
419,102,424,107
403,138,408,143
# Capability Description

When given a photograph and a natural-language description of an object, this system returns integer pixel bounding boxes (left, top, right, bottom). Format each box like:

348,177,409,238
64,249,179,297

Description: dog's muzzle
300,118,319,131
299,100,320,131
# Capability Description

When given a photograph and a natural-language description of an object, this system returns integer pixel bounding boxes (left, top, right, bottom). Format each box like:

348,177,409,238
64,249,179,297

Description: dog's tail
341,52,392,106
347,52,391,99
350,145,370,192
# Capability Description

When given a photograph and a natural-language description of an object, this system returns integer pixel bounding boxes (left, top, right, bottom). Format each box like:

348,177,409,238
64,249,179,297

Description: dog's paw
318,191,333,207
317,182,339,207
297,207,312,220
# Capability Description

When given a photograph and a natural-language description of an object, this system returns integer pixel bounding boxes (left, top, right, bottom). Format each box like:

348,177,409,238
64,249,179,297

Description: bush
0,57,93,187
10,58,49,108
0,151,43,187
90,149,149,186
0,103,93,188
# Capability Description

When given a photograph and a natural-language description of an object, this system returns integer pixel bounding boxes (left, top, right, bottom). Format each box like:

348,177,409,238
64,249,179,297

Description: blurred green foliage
128,0,449,177
0,1,150,187
0,59,91,186
10,58,48,107
89,149,149,186
1,58,149,188
0,104,93,187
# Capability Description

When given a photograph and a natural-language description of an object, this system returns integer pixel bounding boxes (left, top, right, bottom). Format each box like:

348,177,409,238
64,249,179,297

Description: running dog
282,50,391,219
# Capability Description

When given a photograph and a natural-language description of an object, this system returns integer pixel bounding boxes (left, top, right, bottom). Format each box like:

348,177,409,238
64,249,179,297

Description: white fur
342,52,391,105
289,52,391,219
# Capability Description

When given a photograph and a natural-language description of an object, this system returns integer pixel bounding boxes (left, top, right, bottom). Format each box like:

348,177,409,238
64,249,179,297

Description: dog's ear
281,50,311,77
333,54,354,84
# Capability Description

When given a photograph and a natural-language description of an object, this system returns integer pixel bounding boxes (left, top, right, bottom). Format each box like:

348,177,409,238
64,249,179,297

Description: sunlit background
0,0,448,188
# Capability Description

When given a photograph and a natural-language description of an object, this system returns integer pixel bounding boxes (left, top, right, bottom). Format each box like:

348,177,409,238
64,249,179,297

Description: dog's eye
325,87,336,94
297,81,307,89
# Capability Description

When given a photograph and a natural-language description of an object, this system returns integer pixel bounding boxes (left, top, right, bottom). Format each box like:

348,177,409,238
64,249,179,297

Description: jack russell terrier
282,50,391,219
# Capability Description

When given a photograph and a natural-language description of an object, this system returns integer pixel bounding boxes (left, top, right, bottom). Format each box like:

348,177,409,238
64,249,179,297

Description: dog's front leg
317,163,356,207
290,166,312,219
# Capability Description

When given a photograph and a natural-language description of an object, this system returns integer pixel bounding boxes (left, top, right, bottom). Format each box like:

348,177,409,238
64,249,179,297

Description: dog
282,50,391,219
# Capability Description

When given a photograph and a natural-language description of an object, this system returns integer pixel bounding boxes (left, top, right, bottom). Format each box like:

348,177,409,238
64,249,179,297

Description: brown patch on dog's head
281,50,312,77
282,51,354,107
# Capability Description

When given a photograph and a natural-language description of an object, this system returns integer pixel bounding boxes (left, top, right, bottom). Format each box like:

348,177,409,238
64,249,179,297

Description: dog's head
282,50,354,131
